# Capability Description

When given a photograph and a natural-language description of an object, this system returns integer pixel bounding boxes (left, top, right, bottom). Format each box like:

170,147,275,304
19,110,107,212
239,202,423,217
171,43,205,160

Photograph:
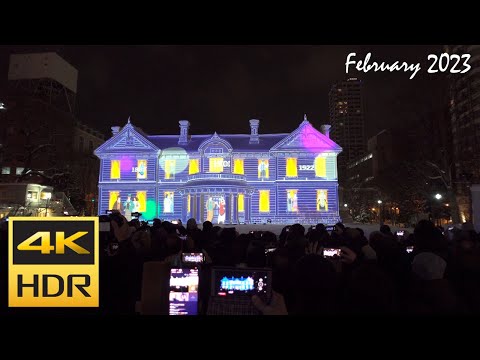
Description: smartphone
323,248,341,258
396,230,404,237
406,246,414,253
448,226,454,231
325,225,335,231
172,220,179,225
182,252,205,264
147,220,154,226
212,268,272,303
169,268,199,315
105,210,113,215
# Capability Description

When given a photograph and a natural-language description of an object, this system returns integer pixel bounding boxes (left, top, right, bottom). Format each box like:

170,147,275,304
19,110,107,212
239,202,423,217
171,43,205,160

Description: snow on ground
200,223,414,237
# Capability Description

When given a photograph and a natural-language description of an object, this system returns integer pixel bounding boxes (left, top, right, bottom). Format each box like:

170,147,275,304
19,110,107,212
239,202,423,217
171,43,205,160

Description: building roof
147,133,288,152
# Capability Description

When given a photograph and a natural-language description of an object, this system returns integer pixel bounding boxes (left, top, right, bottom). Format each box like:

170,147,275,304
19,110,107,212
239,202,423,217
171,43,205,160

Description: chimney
178,120,190,145
320,124,331,138
111,126,120,137
249,119,260,144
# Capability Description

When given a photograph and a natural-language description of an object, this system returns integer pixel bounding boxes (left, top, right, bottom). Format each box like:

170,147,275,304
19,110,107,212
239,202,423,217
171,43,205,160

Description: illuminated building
446,45,480,221
329,78,366,183
95,116,342,224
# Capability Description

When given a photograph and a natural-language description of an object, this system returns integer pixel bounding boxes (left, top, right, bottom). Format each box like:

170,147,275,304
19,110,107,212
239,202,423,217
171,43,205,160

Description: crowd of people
1,213,480,315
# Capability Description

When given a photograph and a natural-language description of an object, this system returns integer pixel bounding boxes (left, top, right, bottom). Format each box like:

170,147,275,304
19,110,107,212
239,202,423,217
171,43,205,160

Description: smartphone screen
396,230,404,236
169,268,199,315
172,220,179,225
182,252,204,264
406,246,414,254
213,268,271,301
323,248,341,258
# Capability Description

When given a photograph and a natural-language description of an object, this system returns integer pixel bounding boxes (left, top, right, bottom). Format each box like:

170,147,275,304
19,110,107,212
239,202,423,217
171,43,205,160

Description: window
314,156,327,177
238,194,245,213
258,160,269,179
187,194,191,213
40,192,52,200
2,167,10,175
165,159,176,179
79,136,84,152
209,157,223,173
110,160,120,179
316,190,328,212
163,191,174,213
233,159,244,175
108,191,122,211
137,160,147,179
136,191,147,212
89,140,93,153
15,167,24,175
27,191,38,201
287,190,298,212
259,190,270,213
286,158,297,177
189,159,200,175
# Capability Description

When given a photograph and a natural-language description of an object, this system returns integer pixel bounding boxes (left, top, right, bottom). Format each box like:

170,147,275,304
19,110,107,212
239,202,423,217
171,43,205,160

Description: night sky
0,45,446,138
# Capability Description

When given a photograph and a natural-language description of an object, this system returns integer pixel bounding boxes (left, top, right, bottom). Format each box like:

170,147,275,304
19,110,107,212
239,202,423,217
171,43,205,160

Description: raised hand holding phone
252,291,288,315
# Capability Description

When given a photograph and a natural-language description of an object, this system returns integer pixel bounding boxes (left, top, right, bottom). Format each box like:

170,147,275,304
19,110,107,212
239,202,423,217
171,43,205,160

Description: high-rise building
329,77,366,183
446,45,480,222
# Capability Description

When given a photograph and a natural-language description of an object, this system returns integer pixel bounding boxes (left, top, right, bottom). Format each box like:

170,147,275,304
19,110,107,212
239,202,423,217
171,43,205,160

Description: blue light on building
94,116,342,225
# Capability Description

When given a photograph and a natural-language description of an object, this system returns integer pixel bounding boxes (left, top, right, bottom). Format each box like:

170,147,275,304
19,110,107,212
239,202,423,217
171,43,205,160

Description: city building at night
329,77,366,183
94,116,342,224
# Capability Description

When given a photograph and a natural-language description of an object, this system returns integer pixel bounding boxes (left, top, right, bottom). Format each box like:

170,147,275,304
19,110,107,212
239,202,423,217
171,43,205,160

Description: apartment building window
2,167,10,175
233,159,244,175
259,190,270,212
189,159,200,175
165,159,176,179
16,167,24,175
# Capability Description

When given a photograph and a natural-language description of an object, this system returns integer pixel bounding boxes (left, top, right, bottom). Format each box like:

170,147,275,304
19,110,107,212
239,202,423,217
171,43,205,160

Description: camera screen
396,230,404,236
323,248,341,258
325,225,335,231
406,246,414,253
265,247,276,254
172,220,179,224
182,252,204,264
213,269,270,297
169,268,199,315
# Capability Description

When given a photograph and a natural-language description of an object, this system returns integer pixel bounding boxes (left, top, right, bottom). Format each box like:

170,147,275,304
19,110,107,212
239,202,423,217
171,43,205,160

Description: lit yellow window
109,191,120,210
286,158,297,177
165,159,176,179
110,160,120,179
137,160,147,179
238,194,245,212
233,159,244,175
314,156,326,177
258,160,269,179
189,159,200,175
209,157,223,173
187,194,191,213
136,191,147,212
259,190,270,212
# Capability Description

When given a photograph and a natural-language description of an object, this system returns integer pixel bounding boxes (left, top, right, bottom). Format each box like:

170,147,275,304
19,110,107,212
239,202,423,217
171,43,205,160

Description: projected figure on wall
164,192,174,213
206,196,214,222
137,161,146,178
113,196,123,212
287,190,298,212
217,196,226,224
258,160,267,178
132,196,139,213
317,190,328,212
124,194,132,221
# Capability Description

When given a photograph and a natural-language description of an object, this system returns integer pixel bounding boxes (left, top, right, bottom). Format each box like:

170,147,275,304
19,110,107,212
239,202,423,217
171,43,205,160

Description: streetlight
435,193,442,200
377,200,382,204
344,203,348,207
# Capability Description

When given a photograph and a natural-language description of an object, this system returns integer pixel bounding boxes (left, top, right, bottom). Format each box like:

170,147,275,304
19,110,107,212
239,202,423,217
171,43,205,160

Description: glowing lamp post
435,193,442,200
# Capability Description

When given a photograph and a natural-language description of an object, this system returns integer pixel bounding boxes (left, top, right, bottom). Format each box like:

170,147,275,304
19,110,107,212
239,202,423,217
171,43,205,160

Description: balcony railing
187,173,246,182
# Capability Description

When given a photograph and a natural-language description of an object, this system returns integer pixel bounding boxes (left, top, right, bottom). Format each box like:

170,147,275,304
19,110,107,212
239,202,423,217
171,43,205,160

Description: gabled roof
94,120,160,155
270,119,342,153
